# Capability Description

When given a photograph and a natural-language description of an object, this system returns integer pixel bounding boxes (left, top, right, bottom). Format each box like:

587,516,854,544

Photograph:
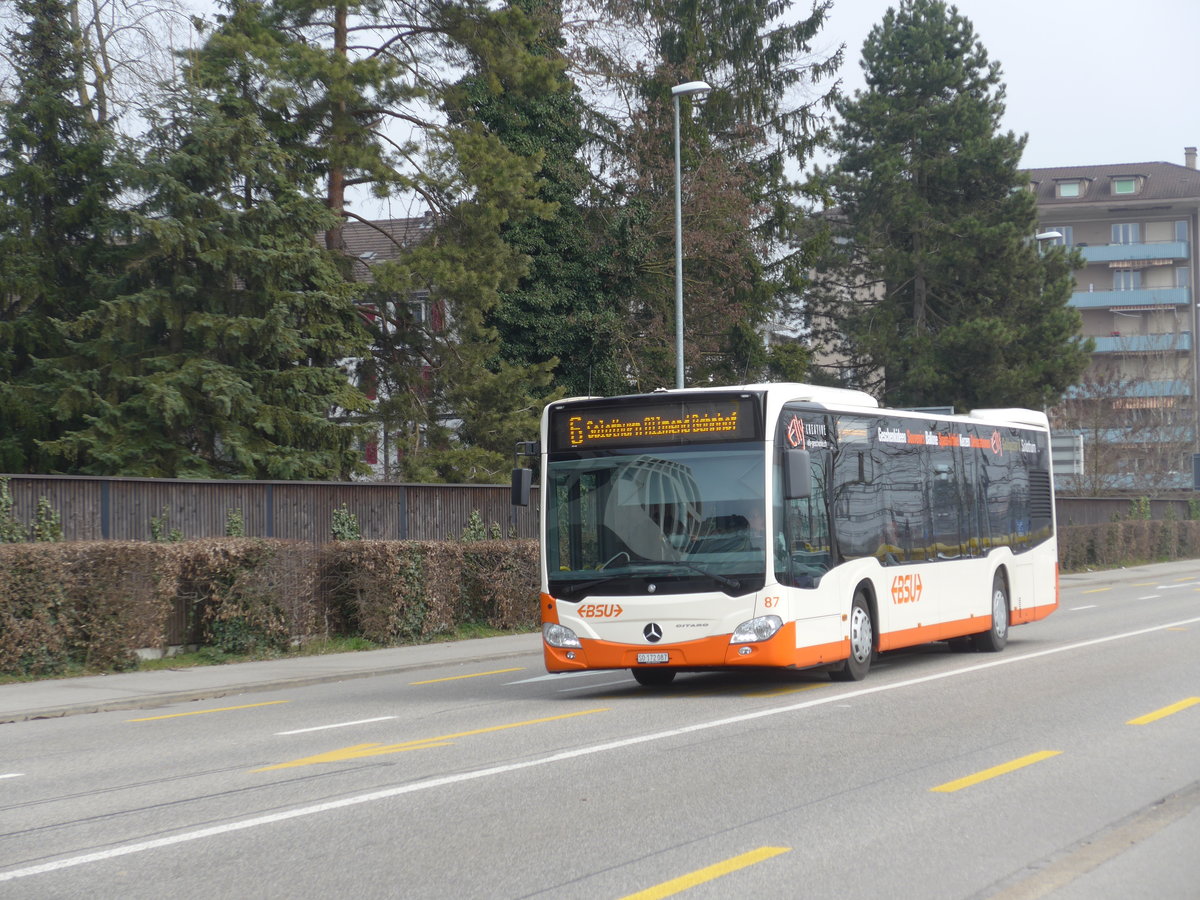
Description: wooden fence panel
2,474,539,544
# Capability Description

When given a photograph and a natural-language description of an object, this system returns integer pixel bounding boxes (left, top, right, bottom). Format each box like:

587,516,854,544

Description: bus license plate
637,653,669,664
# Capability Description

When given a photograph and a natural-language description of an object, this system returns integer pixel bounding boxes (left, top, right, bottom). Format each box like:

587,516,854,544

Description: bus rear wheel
973,572,1009,653
632,668,677,687
831,591,873,682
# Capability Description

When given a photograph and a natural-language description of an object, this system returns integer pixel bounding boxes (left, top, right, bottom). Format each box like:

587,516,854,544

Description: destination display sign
549,395,760,451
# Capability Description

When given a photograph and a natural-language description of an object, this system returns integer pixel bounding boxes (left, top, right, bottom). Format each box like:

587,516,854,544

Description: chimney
1187,146,1197,169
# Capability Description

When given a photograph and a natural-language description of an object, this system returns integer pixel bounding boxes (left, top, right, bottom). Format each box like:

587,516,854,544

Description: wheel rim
992,585,1008,640
849,605,872,663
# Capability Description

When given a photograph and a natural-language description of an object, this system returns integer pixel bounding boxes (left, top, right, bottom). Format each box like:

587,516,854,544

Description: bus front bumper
543,622,849,673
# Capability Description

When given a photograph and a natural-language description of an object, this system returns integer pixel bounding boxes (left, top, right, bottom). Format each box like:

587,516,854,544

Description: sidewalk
0,632,543,725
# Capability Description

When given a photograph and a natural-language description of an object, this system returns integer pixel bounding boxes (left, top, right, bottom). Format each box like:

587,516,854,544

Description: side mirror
784,448,811,500
511,468,533,507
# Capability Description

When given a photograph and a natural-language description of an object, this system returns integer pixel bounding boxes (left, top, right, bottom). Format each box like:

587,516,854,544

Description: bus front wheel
831,591,873,682
974,572,1009,653
632,668,677,687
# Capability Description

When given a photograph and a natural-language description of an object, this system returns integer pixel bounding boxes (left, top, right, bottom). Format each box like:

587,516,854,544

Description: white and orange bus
514,383,1058,685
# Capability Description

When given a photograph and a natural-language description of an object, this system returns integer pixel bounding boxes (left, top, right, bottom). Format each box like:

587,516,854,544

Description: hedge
1055,520,1200,572
0,539,539,678
4,524,1198,678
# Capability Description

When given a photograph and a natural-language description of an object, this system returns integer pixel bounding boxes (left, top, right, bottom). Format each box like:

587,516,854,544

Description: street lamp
1035,230,1063,251
672,80,711,389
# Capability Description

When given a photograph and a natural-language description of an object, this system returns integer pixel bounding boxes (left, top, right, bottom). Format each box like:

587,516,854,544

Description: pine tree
0,0,123,473
35,4,371,479
334,0,567,481
810,0,1088,410
468,0,628,398
591,0,840,388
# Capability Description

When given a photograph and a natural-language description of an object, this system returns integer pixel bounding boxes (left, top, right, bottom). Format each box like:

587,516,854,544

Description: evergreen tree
589,0,840,388
181,0,565,482
810,0,1088,410
329,0,567,481
468,0,627,398
0,0,123,472
35,3,371,479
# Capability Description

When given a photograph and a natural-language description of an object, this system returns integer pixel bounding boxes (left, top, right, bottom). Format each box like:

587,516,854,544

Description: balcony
1064,379,1192,400
1070,287,1190,309
1078,241,1189,264
1090,332,1192,354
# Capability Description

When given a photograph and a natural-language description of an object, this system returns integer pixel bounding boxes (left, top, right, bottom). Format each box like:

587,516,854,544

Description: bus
513,383,1058,685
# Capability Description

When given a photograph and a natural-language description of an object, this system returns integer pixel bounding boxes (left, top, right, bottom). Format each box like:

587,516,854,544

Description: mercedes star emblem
643,623,663,643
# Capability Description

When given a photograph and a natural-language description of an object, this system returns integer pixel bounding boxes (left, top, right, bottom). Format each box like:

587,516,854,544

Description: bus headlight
543,623,582,648
730,615,783,644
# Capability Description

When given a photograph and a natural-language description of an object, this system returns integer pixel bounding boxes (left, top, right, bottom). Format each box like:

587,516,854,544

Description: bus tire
831,591,873,682
974,572,1009,653
632,668,677,687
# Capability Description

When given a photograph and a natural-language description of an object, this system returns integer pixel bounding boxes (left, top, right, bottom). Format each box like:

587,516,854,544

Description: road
1,563,1198,898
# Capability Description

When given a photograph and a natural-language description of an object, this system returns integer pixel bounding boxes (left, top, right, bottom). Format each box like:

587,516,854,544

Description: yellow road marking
255,707,609,771
128,701,290,722
409,667,525,685
1127,697,1200,725
1081,587,1111,594
620,847,791,900
931,751,1061,793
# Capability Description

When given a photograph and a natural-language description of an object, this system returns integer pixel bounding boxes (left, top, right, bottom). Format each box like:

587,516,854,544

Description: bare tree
1,0,196,127
1050,329,1194,494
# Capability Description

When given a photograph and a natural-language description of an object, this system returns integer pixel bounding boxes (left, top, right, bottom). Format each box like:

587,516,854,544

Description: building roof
338,215,435,282
1025,159,1200,205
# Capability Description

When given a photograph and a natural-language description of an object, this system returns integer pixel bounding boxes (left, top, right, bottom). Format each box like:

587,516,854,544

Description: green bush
0,537,533,677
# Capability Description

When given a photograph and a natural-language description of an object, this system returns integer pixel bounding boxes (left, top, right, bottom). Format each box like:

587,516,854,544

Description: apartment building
1030,149,1200,492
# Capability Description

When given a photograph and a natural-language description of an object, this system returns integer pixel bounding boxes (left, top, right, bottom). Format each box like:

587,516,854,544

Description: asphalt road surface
2,562,1198,899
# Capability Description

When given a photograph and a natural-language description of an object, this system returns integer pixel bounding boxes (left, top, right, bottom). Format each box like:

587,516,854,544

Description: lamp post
672,80,711,389
1034,230,1063,254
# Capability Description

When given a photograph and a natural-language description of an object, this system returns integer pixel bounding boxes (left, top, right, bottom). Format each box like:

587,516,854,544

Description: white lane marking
1070,605,1098,611
5,614,1199,884
558,679,631,693
0,774,23,780
1158,582,1200,590
276,717,397,736
507,671,610,685
1139,595,1161,601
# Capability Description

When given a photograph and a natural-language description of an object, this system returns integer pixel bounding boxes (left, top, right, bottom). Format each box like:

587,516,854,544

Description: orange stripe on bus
540,592,559,625
543,623,851,673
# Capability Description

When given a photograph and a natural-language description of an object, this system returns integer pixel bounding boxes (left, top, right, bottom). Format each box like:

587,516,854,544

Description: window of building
1040,226,1072,246
1176,220,1189,242
1112,177,1137,195
1112,223,1140,245
1056,181,1081,198
1113,270,1142,291
1177,268,1190,289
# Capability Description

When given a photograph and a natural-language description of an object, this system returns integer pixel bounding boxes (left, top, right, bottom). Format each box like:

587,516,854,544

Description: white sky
811,0,1199,170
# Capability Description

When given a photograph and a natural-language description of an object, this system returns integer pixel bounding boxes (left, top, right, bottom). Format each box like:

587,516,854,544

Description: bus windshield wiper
648,564,739,592
619,559,742,591
557,561,740,597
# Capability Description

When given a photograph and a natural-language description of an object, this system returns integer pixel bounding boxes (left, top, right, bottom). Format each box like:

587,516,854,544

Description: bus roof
549,385,1047,430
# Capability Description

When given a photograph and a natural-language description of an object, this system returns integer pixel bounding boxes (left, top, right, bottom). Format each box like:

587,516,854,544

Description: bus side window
776,453,829,587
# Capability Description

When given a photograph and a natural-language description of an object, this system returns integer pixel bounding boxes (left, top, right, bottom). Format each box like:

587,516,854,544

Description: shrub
1,538,540,676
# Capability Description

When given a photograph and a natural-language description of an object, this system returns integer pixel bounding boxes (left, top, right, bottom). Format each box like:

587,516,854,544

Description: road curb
0,642,541,724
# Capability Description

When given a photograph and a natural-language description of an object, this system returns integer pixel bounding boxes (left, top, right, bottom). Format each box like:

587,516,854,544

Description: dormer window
1110,174,1145,196
1054,178,1090,199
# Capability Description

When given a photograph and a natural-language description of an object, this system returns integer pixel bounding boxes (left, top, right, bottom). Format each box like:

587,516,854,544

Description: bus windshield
547,446,766,598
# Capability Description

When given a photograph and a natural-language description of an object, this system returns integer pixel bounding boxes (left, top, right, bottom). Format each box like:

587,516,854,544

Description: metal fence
1,474,539,543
